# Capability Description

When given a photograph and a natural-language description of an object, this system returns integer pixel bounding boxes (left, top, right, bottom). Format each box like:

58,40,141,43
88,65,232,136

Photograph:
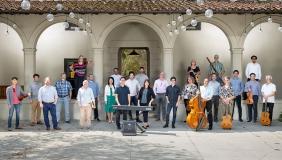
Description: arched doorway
173,22,231,88
102,22,163,85
36,22,91,82
0,23,24,86
244,22,282,98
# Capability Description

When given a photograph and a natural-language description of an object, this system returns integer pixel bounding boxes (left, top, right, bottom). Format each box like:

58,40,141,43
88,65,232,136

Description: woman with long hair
104,77,116,123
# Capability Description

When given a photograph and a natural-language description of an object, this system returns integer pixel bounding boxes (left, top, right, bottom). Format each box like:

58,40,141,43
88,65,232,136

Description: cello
186,94,208,131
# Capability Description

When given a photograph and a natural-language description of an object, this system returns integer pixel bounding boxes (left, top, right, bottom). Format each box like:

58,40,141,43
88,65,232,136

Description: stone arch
0,16,27,47
97,15,171,49
172,15,236,50
240,15,282,48
29,15,93,49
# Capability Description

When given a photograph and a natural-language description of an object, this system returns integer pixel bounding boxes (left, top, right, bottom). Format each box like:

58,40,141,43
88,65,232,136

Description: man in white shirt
153,72,169,121
261,75,276,124
111,68,122,88
200,78,214,130
125,71,141,122
245,55,262,81
135,67,149,87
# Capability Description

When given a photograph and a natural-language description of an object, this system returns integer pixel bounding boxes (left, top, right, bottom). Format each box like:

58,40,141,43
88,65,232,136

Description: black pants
75,76,85,96
140,103,149,123
264,103,274,122
212,95,220,121
205,100,213,128
247,95,258,122
232,95,242,120
165,103,177,125
116,110,127,127
93,97,99,119
183,99,191,117
129,96,139,120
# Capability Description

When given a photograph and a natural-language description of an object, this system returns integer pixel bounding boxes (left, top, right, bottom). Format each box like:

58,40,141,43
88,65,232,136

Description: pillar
23,48,36,91
163,48,174,79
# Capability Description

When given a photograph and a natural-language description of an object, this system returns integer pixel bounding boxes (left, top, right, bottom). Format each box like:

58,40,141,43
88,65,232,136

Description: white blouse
104,85,115,102
77,87,94,107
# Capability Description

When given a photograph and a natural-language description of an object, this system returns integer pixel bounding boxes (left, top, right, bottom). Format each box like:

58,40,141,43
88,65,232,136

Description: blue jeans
56,97,70,122
165,103,177,125
43,102,58,129
8,104,21,128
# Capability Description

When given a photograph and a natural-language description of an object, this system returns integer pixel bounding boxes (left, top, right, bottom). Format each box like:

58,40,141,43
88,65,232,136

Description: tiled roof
0,0,282,14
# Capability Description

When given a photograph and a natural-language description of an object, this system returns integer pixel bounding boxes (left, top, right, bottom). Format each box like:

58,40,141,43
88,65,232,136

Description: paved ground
0,120,282,160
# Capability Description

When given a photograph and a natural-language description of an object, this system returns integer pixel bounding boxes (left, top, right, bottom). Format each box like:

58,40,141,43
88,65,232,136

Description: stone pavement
0,120,281,160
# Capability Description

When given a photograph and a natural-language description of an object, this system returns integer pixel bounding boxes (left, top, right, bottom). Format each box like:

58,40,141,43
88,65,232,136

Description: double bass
186,94,208,131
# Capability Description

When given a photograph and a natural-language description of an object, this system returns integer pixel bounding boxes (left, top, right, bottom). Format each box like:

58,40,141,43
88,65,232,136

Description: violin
220,100,232,129
246,90,254,105
260,103,271,126
186,95,208,131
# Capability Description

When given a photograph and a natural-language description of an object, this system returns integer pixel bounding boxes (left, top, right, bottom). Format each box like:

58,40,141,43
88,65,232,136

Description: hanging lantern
21,0,31,10
205,9,214,18
46,13,54,22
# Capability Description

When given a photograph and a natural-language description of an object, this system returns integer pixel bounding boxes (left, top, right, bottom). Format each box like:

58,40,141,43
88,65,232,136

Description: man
208,73,220,122
28,74,43,126
88,74,100,121
200,78,213,130
77,80,95,129
125,71,141,122
208,54,225,84
244,73,260,123
153,72,169,121
261,75,276,124
115,77,131,130
111,68,122,88
135,67,149,87
38,77,61,130
6,77,27,131
230,70,244,122
245,55,261,81
163,77,181,129
55,73,73,123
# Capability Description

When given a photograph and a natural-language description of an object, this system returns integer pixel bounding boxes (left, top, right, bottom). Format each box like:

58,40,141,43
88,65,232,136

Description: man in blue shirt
115,77,131,130
245,73,261,123
230,70,244,122
88,74,100,121
208,73,220,122
55,73,73,123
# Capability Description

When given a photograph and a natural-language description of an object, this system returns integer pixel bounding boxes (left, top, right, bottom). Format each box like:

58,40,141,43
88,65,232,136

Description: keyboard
113,105,152,111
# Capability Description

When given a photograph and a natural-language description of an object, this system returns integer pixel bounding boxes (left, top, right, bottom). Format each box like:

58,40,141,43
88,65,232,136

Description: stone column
88,48,104,87
231,48,244,79
23,48,36,91
163,48,173,79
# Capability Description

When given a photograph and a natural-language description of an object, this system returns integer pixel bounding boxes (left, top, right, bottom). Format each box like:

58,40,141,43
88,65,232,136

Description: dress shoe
65,121,71,124
172,125,176,129
117,126,121,130
96,118,101,122
30,123,36,126
247,120,252,122
46,127,50,131
15,127,23,129
239,119,243,122
136,119,142,123
37,121,44,125
214,119,218,123
54,127,61,130
8,128,12,131
163,124,168,128
155,119,160,121
208,126,213,130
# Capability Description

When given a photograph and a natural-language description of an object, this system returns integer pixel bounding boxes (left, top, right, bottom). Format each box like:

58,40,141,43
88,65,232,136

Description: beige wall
36,23,91,82
244,22,282,98
173,22,231,87
103,22,162,87
0,23,24,85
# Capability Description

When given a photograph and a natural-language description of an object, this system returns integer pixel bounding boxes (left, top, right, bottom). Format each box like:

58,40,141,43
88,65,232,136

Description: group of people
5,54,277,131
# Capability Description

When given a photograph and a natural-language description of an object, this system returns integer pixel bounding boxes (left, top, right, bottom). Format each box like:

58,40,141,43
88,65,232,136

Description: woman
187,60,200,86
182,76,198,122
104,77,116,123
77,80,95,129
219,76,235,120
73,55,88,96
261,75,276,124
138,79,155,129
